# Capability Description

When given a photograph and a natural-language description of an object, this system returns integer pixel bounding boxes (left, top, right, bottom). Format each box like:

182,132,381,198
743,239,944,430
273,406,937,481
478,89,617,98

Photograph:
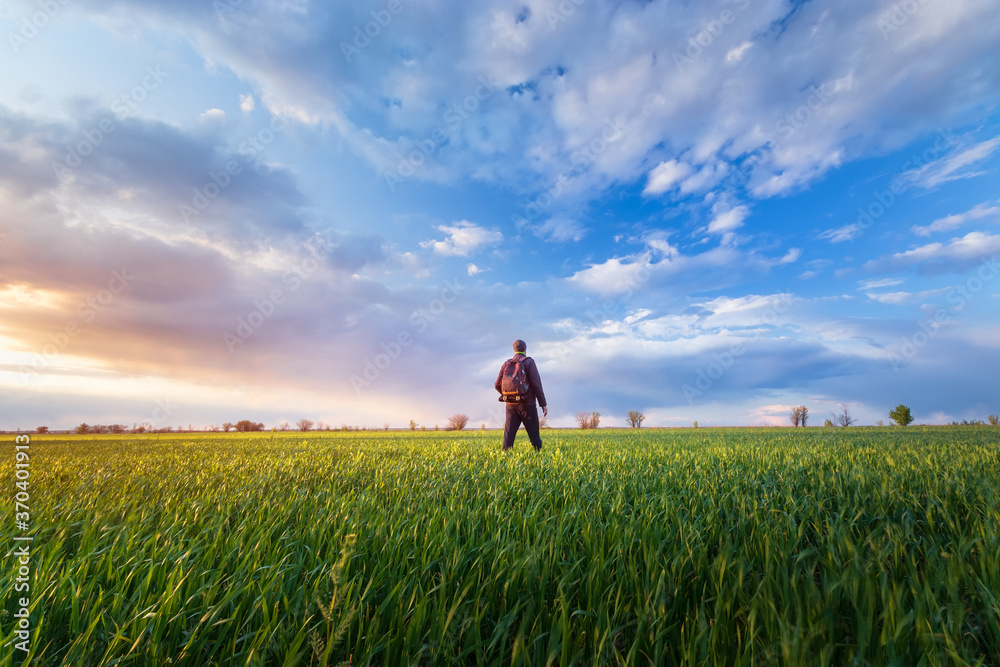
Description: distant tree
447,414,469,431
889,404,914,427
36,426,49,434
208,424,220,432
278,421,291,431
576,412,601,429
383,423,390,431
876,420,884,427
539,415,549,429
693,421,698,428
316,421,326,431
626,410,646,429
481,423,486,430
409,420,417,431
824,419,834,427
222,422,234,432
111,424,127,434
789,406,809,427
297,419,314,432
75,423,90,434
832,404,856,427
235,420,264,432
434,424,439,431
989,414,999,426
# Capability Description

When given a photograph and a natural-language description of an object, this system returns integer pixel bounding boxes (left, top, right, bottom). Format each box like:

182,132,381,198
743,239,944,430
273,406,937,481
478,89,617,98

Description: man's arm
527,358,547,413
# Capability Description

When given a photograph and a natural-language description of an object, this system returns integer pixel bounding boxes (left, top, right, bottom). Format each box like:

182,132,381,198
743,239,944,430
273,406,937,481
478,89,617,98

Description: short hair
512,339,527,353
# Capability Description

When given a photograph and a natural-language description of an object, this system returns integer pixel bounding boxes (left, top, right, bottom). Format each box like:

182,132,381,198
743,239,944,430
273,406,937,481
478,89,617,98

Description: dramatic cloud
2,0,999,429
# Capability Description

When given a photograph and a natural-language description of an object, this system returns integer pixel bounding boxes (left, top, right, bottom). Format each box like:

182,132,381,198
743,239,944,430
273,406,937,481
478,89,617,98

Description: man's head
513,339,527,354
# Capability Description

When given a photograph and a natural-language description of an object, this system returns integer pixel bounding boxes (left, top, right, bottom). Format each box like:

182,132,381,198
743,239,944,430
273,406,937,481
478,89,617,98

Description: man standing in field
495,339,548,451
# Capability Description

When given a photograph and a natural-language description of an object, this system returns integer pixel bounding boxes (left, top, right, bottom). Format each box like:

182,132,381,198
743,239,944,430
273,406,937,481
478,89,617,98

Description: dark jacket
495,353,547,408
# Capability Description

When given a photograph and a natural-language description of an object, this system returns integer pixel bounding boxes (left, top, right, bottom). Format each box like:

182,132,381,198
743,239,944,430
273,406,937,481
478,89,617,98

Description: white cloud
420,221,502,257
858,278,904,290
199,108,225,121
864,231,1000,274
529,216,587,243
820,223,864,243
642,159,692,196
707,204,749,234
467,263,483,276
725,41,753,63
864,288,950,305
239,94,255,113
898,136,1000,190
912,200,1000,236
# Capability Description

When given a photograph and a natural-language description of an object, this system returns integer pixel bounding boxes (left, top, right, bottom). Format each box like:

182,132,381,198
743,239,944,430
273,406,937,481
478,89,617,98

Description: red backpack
499,356,530,401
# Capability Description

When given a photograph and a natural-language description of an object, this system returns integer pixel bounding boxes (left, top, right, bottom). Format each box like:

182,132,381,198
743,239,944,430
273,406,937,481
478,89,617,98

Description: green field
3,427,999,666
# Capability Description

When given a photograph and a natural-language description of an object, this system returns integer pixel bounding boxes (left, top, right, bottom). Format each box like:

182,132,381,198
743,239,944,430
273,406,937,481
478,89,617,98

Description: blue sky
1,0,998,430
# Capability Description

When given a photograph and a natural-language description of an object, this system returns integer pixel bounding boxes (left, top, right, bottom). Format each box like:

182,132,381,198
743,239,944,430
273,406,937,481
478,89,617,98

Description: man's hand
542,406,548,418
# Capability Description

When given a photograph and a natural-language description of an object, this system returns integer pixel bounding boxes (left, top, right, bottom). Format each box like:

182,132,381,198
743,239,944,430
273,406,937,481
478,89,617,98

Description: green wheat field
3,427,999,666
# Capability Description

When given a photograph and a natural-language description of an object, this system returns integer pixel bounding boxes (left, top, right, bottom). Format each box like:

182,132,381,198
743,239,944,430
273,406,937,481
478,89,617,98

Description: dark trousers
502,402,542,451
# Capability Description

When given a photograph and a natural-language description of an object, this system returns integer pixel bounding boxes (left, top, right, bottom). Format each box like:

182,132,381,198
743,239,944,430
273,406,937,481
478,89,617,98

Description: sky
1,0,999,431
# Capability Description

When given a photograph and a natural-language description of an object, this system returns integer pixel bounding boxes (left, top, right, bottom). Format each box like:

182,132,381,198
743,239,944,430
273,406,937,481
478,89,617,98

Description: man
495,339,548,451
